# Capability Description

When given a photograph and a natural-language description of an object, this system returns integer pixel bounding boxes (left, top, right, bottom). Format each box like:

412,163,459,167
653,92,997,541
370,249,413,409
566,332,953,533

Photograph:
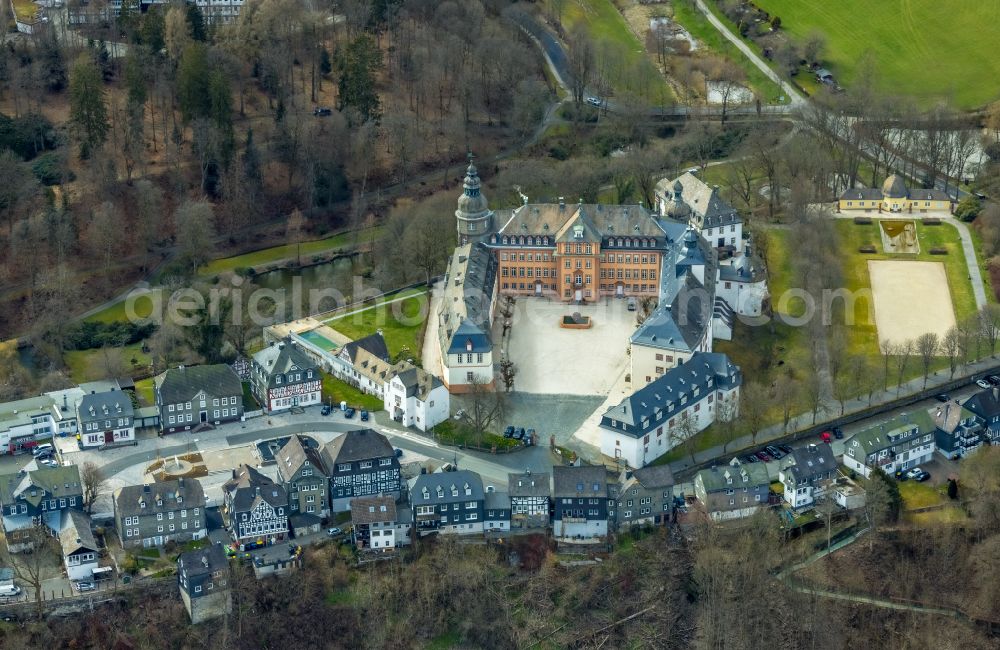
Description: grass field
671,1,788,104
324,289,429,363
752,0,1000,108
65,343,150,383
562,0,673,104
200,226,382,277
134,377,155,407
84,290,162,325
320,373,383,412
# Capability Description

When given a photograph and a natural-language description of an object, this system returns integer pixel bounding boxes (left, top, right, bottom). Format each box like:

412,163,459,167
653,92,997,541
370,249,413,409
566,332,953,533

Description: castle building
837,174,953,213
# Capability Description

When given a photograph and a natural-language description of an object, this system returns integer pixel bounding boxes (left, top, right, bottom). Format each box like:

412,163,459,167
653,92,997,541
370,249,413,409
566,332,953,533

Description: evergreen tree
209,67,234,165
68,54,108,159
139,7,166,54
186,2,206,42
39,33,67,92
242,127,261,188
337,35,382,124
319,47,332,75
177,43,211,122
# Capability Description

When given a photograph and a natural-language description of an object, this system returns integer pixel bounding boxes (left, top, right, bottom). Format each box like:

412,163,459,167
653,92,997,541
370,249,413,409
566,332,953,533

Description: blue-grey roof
782,444,836,484
412,470,485,504
963,388,1000,421
552,465,608,498
484,490,510,511
77,388,134,424
838,187,883,201
438,243,496,357
631,273,712,353
447,320,491,355
252,339,317,388
600,352,741,438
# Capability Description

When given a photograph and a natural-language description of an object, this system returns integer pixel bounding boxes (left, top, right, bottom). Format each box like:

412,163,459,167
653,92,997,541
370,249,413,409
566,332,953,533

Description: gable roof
340,333,390,364
484,490,510,511
632,464,675,489
928,400,975,434
178,543,228,579
963,387,1000,422
438,243,496,357
275,435,326,483
155,365,242,403
411,470,485,504
350,495,397,525
0,465,83,508
846,410,935,456
223,464,287,512
76,388,134,423
115,478,206,519
352,347,394,386
390,361,444,400
657,172,741,228
601,352,741,437
252,339,317,386
552,465,608,498
696,463,769,492
508,472,550,498
320,428,394,467
838,187,884,201
782,444,836,483
59,509,97,556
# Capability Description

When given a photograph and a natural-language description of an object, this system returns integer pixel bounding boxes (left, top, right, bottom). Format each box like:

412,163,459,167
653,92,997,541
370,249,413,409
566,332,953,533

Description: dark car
989,376,1000,386
394,448,403,458
503,426,515,438
360,410,369,422
934,394,950,403
778,444,794,455
344,408,356,419
742,454,758,464
513,427,525,441
313,107,333,116
833,427,844,440
755,451,772,462
765,445,783,459
321,405,332,416
525,428,536,445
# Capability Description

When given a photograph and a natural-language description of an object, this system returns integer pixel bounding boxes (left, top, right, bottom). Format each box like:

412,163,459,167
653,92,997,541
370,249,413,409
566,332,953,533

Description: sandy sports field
868,260,956,346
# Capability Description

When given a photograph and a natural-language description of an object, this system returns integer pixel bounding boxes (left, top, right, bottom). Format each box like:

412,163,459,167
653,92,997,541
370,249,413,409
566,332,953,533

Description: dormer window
450,485,459,497
464,483,471,496
436,487,443,498
276,376,282,384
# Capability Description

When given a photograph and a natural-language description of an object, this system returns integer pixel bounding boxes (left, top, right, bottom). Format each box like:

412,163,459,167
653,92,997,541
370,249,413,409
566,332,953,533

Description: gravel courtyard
868,260,956,346
501,297,637,395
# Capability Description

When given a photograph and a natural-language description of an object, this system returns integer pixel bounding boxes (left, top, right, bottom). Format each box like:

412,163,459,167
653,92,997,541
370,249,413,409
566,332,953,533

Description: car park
764,445,783,459
976,379,991,389
934,394,950,403
344,408,356,419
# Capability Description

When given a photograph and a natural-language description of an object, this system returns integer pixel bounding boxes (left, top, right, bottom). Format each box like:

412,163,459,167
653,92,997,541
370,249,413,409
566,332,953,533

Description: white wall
716,278,768,317
443,351,493,389
80,425,135,449
554,519,607,539
630,345,694,389
702,222,743,248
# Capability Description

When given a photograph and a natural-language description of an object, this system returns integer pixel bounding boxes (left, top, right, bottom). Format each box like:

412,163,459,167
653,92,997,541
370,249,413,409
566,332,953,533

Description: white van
0,584,22,597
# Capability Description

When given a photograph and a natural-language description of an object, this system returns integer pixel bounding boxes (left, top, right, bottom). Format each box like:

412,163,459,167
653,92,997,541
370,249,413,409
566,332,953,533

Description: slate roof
782,444,836,484
846,410,935,456
928,400,975,434
223,465,287,511
446,320,491,355
484,490,510,511
631,464,675,489
59,509,97,556
601,352,741,438
411,470,485,504
114,478,206,519
0,465,82,508
656,172,741,228
552,465,608,498
178,543,228,579
389,362,443,401
77,388,134,424
155,365,242,403
838,187,884,201
438,243,496,356
340,333,390,364
963,387,1000,424
320,428,394,467
252,339,317,388
508,472,550,498
631,278,710,353
350,495,397,525
882,174,908,198
352,348,394,386
696,463,769,493
275,435,326,483
910,188,952,202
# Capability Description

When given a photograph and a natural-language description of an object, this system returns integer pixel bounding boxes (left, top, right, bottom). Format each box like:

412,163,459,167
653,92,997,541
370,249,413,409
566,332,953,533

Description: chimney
255,486,261,497
143,484,150,493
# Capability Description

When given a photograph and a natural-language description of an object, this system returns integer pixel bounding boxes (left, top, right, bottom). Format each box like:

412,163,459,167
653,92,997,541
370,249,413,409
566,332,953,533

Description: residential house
384,362,449,431
600,352,741,469
59,509,99,581
275,435,329,522
930,399,983,460
250,339,322,413
155,365,244,434
960,387,1000,446
615,465,675,528
0,394,72,455
842,411,936,479
222,465,288,546
552,465,611,540
0,465,83,533
411,470,485,535
350,495,408,550
76,387,135,448
778,444,837,509
349,348,394,400
484,489,511,532
320,429,401,512
329,332,391,387
177,543,231,625
508,471,550,529
693,462,770,522
113,478,207,549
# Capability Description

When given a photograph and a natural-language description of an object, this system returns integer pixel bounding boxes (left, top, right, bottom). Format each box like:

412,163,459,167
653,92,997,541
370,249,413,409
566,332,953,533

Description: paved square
868,260,956,346
502,298,636,395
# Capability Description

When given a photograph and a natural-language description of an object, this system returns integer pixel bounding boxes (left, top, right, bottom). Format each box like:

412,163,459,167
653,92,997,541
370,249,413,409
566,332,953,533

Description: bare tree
800,371,824,424
772,373,798,433
5,525,58,618
81,461,107,514
566,25,594,106
463,377,505,446
285,208,307,267
941,327,962,379
892,339,914,396
717,397,740,454
980,304,1000,358
740,381,769,446
499,357,517,392
915,332,939,388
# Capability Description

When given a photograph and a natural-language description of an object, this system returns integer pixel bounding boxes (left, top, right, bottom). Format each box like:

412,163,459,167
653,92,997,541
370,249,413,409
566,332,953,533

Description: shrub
0,112,58,160
929,247,948,255
853,216,872,225
548,144,570,161
858,245,877,253
923,218,942,225
31,152,72,185
954,196,981,222
64,321,158,350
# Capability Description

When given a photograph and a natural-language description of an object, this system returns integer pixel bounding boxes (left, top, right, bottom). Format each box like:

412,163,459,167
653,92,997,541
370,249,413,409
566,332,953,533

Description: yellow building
837,174,953,213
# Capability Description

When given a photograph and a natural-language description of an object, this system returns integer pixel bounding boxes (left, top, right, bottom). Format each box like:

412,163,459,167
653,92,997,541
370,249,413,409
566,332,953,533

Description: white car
976,379,991,389
585,96,603,107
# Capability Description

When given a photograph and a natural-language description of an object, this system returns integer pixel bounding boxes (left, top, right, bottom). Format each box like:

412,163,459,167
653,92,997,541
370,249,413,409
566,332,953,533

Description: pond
253,255,384,319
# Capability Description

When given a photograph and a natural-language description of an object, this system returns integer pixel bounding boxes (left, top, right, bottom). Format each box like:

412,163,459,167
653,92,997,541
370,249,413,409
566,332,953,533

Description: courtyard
868,260,956,346
500,297,638,395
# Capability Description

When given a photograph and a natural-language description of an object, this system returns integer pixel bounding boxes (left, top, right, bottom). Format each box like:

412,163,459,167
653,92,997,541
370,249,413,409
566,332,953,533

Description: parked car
503,426,515,438
40,458,58,468
344,408,356,419
765,445,783,459
585,96,603,107
934,393,950,403
394,448,403,458
360,410,369,422
819,431,833,444
453,409,466,421
833,427,844,440
755,451,772,462
327,527,342,537
513,427,525,441
73,581,96,592
321,405,332,416
313,107,333,116
989,375,1000,386
32,444,53,457
525,428,536,446
627,297,637,311
778,444,794,455
976,379,992,390
742,454,759,463
906,467,930,482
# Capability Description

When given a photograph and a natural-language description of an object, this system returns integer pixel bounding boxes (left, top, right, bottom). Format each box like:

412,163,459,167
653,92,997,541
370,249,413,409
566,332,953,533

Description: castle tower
455,154,493,245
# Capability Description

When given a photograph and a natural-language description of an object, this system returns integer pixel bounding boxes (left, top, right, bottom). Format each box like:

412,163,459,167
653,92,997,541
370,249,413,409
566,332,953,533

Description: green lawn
751,0,1000,108
671,1,788,104
84,290,161,325
134,377,155,407
324,289,429,363
562,0,673,104
65,343,150,383
898,479,946,510
320,373,384,412
199,226,382,277
432,420,519,451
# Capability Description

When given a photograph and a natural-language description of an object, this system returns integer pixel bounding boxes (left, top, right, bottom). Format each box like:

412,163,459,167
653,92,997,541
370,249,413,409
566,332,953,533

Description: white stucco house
383,362,449,431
